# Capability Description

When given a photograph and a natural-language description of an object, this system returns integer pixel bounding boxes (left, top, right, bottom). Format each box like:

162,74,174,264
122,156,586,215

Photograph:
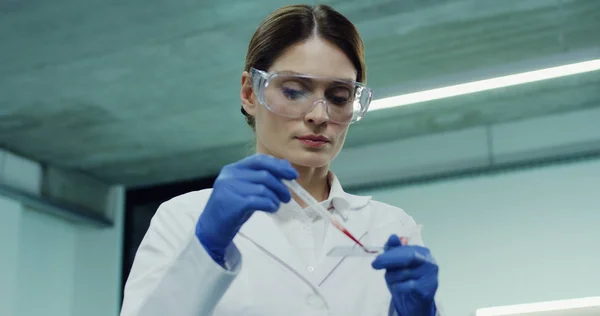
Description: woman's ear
240,71,257,116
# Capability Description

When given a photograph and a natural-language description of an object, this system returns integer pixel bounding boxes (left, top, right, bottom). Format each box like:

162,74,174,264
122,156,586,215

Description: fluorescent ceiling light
475,296,600,316
369,58,600,112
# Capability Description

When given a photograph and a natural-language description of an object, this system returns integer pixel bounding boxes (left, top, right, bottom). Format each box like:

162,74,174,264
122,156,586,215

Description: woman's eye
327,88,351,105
281,87,305,100
329,96,350,105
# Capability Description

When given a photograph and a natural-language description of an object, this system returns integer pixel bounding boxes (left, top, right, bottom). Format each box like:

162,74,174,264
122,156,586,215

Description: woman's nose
304,100,330,125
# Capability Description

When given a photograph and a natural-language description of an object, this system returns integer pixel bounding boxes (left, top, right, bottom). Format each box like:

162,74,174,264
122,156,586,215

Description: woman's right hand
195,153,298,265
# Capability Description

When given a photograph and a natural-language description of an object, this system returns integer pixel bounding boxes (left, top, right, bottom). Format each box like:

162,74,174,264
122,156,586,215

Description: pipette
283,179,378,253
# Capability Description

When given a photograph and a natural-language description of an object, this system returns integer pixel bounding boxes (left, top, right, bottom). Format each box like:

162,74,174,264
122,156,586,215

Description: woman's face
241,36,357,169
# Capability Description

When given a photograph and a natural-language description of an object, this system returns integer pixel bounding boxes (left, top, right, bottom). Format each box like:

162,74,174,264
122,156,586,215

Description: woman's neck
253,145,330,207
291,164,330,208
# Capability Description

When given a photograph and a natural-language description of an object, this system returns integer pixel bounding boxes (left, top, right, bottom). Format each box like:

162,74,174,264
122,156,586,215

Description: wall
331,107,600,315
0,149,124,316
0,196,21,316
333,106,600,190
357,157,600,315
71,187,124,316
14,204,77,316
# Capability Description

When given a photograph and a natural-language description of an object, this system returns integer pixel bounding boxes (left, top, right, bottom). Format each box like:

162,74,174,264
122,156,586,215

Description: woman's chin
287,150,331,168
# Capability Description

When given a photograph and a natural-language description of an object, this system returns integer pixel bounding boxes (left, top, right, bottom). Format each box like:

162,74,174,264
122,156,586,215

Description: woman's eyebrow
277,70,355,82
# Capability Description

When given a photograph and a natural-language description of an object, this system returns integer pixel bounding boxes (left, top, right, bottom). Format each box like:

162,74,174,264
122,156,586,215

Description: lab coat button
307,266,314,272
306,294,326,310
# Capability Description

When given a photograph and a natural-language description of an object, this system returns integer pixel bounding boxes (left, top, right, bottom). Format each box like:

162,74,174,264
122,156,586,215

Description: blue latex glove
371,235,439,316
195,154,298,266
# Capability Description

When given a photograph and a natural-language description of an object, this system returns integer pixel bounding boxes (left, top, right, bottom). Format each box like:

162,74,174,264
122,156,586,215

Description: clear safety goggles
250,68,373,124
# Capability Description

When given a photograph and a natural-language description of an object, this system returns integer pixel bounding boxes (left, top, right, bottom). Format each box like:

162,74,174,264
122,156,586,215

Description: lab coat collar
238,171,373,288
327,171,371,221
314,172,372,285
272,171,372,222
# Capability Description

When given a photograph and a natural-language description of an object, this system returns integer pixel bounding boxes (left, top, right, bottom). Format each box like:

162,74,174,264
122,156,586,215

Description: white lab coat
120,173,441,316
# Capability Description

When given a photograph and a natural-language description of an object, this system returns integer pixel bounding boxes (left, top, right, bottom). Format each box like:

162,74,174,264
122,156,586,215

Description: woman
121,4,440,316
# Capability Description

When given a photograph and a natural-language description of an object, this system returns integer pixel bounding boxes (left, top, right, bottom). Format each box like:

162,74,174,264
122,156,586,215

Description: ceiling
1,0,599,187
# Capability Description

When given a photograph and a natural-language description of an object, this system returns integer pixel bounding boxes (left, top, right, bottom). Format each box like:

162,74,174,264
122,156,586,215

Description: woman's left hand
371,235,439,316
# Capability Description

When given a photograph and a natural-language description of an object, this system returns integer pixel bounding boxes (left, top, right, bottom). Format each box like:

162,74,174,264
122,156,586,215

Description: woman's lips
297,138,328,148
296,135,330,148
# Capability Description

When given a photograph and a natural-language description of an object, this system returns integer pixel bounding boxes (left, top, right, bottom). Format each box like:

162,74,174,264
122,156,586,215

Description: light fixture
475,296,600,316
368,58,600,112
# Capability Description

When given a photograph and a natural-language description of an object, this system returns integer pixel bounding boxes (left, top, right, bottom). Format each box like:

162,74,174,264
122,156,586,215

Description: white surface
357,158,600,315
475,296,600,316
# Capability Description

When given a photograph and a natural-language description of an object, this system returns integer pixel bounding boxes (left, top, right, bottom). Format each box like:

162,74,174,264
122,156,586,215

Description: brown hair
242,4,366,129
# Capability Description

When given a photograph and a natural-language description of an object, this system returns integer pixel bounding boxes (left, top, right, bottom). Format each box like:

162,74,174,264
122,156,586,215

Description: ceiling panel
0,0,598,186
